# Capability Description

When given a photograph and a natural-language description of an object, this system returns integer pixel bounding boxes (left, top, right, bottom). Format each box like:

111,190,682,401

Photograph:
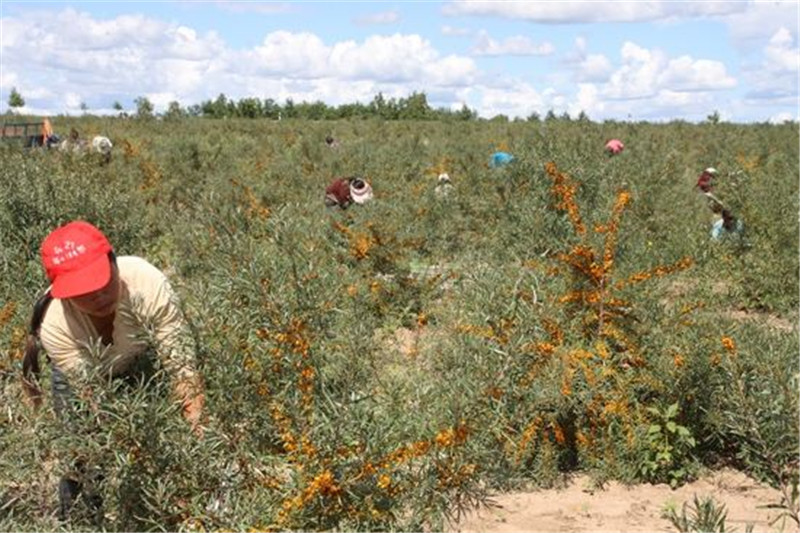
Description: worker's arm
144,265,206,436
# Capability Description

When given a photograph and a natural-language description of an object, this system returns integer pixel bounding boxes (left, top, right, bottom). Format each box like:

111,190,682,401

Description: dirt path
449,469,796,533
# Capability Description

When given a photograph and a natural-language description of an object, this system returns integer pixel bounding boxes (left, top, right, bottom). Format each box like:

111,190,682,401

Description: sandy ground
380,312,798,533
449,469,797,533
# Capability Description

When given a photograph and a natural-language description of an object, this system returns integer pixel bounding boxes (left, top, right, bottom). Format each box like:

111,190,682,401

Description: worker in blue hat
489,151,514,168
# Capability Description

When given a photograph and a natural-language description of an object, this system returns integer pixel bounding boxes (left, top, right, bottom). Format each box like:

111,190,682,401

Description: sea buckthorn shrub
0,117,797,531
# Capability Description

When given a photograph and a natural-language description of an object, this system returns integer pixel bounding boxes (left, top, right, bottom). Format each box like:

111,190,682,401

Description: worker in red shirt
324,177,373,209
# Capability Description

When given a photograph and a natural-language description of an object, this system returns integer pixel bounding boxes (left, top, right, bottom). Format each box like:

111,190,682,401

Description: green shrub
0,118,796,531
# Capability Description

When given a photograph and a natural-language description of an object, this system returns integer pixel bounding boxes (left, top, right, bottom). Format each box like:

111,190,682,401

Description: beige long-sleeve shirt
40,256,197,384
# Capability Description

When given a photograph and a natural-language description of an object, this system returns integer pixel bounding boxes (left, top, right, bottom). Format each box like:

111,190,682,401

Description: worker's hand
183,393,205,439
176,375,206,439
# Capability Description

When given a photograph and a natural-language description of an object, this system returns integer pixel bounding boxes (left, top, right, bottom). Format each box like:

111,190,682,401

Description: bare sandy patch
449,469,795,533
661,278,797,334
722,309,797,333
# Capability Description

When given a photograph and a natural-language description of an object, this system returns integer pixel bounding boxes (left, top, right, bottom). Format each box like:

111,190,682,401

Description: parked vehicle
0,118,57,148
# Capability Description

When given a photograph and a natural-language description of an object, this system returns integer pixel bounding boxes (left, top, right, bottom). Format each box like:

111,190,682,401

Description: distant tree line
123,92,601,123
5,86,590,122
128,91,480,121
10,86,741,124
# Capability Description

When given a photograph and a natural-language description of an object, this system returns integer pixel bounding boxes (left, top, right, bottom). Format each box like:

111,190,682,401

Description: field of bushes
0,116,798,532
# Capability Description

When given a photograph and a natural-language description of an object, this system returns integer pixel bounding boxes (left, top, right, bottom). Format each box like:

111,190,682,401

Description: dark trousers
52,367,104,524
52,355,159,524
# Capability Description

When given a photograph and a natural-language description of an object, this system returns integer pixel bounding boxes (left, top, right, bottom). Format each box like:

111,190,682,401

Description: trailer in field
0,118,54,147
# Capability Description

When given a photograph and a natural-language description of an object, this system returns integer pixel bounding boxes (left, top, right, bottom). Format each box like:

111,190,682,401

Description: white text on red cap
51,240,88,265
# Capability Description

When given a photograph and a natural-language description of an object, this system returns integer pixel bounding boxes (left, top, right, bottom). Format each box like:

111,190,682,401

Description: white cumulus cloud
0,8,228,112
473,81,548,118
563,37,613,82
603,42,737,99
472,30,554,56
739,26,798,108
763,27,799,72
724,1,799,45
236,31,480,88
659,56,737,91
249,31,331,78
569,83,603,118
443,0,747,23
0,5,790,122
604,42,664,99
577,54,614,82
63,92,83,109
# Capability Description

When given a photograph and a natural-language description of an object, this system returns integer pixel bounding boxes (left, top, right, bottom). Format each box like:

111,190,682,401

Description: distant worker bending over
324,177,373,209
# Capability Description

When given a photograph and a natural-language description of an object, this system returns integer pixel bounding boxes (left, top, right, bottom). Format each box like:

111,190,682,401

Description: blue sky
1,1,797,122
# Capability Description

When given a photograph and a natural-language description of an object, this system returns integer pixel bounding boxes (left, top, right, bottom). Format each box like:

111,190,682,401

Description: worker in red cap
324,176,373,209
22,220,205,522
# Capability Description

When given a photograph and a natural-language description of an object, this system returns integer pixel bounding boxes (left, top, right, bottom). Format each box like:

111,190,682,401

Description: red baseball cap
40,221,113,298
